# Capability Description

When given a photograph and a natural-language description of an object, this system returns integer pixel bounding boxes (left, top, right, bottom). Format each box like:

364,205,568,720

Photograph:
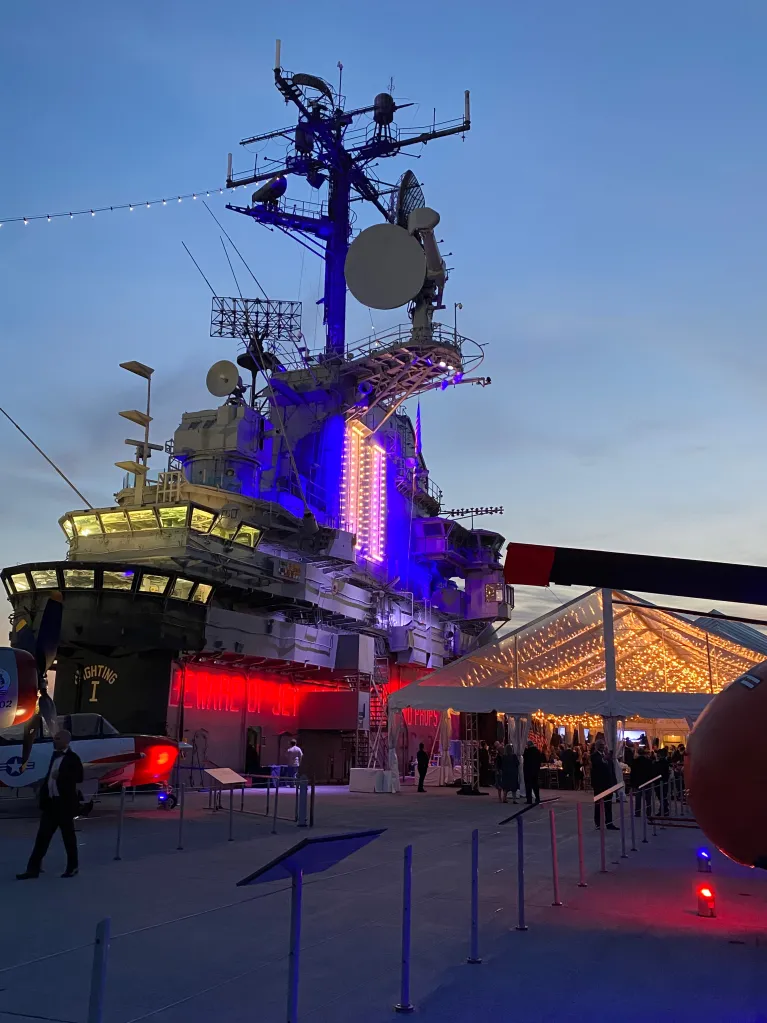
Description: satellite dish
345,223,426,310
206,360,241,397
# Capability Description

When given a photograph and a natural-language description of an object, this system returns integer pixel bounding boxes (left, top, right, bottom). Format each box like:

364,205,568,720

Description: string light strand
0,183,251,228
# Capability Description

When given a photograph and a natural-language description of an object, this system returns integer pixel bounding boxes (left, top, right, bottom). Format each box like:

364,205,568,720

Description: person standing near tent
591,739,619,830
523,739,542,805
501,743,520,803
416,743,429,792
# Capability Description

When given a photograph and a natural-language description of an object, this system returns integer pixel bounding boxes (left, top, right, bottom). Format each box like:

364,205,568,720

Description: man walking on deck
522,739,542,805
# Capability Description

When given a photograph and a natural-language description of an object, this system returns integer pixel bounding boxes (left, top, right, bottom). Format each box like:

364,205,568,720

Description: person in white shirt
286,739,303,780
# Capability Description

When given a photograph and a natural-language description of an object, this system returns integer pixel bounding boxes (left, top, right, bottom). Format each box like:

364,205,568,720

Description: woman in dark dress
501,744,520,803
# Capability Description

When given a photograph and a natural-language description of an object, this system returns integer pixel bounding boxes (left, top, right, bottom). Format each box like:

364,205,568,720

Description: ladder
367,659,390,768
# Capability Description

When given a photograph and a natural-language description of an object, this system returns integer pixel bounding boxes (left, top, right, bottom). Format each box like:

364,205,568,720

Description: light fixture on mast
115,360,161,503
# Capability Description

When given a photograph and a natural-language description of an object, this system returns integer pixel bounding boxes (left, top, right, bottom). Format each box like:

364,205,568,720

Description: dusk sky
2,1,767,631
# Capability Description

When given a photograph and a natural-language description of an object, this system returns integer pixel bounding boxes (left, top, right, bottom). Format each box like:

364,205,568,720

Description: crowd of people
476,734,687,828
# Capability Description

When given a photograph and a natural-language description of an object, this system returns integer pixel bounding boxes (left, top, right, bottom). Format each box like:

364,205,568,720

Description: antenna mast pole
225,43,470,361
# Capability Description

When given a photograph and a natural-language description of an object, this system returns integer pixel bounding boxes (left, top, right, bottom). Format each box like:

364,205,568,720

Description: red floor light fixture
697,885,716,918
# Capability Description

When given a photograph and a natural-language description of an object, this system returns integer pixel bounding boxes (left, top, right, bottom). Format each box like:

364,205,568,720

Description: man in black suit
17,729,83,880
416,743,429,792
522,740,542,805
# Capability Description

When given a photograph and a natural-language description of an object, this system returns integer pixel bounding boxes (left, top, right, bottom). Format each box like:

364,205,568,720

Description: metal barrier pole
467,828,481,963
297,777,308,828
549,809,562,906
652,782,658,836
309,777,316,828
228,787,234,842
642,790,649,844
629,791,637,852
272,777,280,835
619,789,628,858
241,783,245,812
294,776,300,822
287,869,303,1023
176,783,186,851
599,799,607,873
394,845,415,1013
577,802,587,887
266,776,271,818
515,816,527,931
87,918,111,1023
114,785,126,862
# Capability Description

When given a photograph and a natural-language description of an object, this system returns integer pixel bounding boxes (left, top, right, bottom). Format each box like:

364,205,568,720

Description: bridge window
170,578,195,600
103,570,134,591
31,569,58,589
100,510,130,533
139,574,170,596
10,572,30,593
234,524,261,548
127,509,159,531
158,505,188,529
72,514,102,537
64,569,94,589
191,583,213,604
190,507,215,533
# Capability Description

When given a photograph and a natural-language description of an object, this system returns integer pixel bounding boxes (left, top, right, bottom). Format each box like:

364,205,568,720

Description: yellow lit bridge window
191,583,213,604
170,578,195,600
31,570,58,589
158,505,188,529
64,569,94,589
10,573,30,593
103,570,134,591
139,574,170,595
100,511,130,533
127,509,159,531
190,508,215,533
234,524,261,548
72,514,102,537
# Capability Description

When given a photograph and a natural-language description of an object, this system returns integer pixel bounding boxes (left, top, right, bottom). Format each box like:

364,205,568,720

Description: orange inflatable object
688,660,767,868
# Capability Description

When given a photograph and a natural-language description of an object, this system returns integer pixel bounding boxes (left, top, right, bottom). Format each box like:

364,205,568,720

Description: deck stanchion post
619,789,628,858
577,802,587,887
467,828,481,963
549,809,562,906
176,782,185,851
629,791,637,852
394,845,415,1013
599,799,607,873
87,918,111,1023
114,784,126,862
272,777,280,834
515,816,527,931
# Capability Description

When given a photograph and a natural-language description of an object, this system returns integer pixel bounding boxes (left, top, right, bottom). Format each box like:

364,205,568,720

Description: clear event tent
387,589,766,739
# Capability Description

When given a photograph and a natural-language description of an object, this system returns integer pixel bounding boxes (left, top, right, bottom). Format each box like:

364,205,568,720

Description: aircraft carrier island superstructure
2,51,511,781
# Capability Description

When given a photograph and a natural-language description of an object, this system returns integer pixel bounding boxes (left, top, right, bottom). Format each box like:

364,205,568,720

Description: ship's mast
226,40,470,359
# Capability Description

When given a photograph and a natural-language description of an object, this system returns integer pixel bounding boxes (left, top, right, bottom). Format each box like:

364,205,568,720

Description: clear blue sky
2,0,767,630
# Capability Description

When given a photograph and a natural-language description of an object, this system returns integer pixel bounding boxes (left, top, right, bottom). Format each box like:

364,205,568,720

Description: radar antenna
226,41,470,359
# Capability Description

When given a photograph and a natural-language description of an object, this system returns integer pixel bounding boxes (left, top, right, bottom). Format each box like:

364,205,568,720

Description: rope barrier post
599,799,607,873
309,777,316,828
652,782,658,837
87,918,111,1023
266,776,271,818
515,815,527,931
297,777,308,828
576,801,587,887
287,868,303,1023
176,782,186,851
294,774,300,821
642,788,649,844
272,777,280,835
241,782,245,812
629,791,637,852
394,844,415,1013
114,784,126,862
549,809,563,906
228,786,234,842
619,788,628,859
467,828,481,963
